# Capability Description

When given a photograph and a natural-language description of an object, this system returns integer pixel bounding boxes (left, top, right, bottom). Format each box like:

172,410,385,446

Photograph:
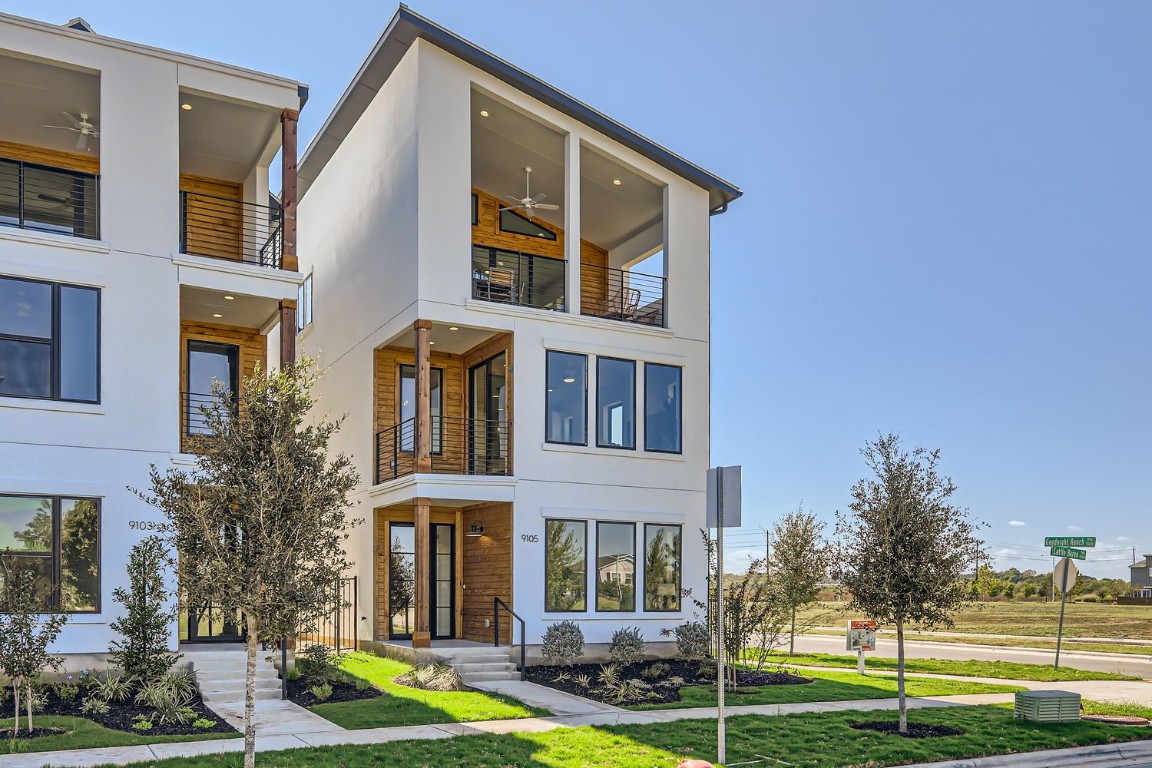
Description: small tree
109,535,181,683
835,434,985,734
0,555,67,736
770,505,832,654
137,360,359,768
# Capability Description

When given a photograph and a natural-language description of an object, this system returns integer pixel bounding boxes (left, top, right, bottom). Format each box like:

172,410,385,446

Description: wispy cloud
996,548,1018,556
1008,520,1026,527
1067,525,1084,532
1118,536,1131,542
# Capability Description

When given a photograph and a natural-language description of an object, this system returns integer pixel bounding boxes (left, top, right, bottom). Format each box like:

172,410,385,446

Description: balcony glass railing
180,191,283,268
471,246,565,311
0,158,99,240
581,262,665,327
375,416,512,483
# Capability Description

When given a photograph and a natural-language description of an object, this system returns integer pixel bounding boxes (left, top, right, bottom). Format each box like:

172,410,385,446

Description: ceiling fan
502,167,559,215
41,111,100,150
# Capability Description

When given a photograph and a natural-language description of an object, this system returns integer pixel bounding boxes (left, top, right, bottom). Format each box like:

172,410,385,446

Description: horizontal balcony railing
180,191,283,268
0,158,100,240
181,391,238,451
472,245,565,311
375,416,512,483
581,262,665,327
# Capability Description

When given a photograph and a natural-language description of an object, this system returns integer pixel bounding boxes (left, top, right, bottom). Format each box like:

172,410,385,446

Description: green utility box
1014,690,1081,722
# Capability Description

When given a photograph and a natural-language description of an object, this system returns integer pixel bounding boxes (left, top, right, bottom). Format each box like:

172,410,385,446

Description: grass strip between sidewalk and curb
758,651,1139,681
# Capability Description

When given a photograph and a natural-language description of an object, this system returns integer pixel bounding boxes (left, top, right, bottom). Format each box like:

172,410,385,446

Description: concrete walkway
4,677,1152,768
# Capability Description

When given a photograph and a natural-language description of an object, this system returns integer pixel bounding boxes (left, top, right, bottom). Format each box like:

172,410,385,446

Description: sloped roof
299,6,741,210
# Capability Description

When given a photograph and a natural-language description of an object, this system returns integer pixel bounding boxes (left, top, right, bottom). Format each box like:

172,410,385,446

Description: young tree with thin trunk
0,556,67,736
137,360,359,768
834,433,985,734
770,505,832,655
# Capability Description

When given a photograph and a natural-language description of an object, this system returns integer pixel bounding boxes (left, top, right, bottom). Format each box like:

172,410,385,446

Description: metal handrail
471,246,566,311
0,157,100,240
179,190,283,268
374,416,512,483
493,596,526,681
580,262,665,327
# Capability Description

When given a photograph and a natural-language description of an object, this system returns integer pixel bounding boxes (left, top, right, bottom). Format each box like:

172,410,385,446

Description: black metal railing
581,262,666,327
180,391,239,452
0,158,100,239
180,191,283,268
493,596,526,681
297,576,359,653
471,245,565,311
374,416,512,483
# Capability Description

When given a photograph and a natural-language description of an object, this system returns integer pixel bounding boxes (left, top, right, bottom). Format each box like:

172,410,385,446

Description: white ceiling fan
502,167,559,215
41,111,100,150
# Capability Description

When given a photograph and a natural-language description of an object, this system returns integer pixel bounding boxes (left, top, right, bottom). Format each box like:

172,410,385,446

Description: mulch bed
39,688,237,737
284,676,385,707
851,721,965,738
524,659,812,706
1082,714,1151,726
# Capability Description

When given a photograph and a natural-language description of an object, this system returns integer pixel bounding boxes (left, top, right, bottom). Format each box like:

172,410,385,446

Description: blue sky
11,1,1150,578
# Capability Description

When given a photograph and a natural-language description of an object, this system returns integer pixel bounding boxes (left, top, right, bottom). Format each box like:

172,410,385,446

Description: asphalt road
791,633,1152,678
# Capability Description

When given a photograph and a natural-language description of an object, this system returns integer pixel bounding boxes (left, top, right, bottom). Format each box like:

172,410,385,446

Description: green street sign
1051,546,1087,560
1044,536,1096,548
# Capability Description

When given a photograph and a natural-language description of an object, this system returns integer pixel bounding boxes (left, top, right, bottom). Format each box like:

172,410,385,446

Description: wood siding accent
461,502,513,644
0,139,99,174
374,347,466,434
179,174,242,261
179,321,266,453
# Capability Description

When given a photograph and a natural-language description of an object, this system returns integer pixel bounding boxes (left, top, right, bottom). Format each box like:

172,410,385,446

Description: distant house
1129,555,1152,597
598,555,636,585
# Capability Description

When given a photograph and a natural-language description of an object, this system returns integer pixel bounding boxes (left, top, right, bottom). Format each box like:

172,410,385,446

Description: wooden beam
280,109,299,272
412,497,431,648
279,298,297,369
414,320,432,473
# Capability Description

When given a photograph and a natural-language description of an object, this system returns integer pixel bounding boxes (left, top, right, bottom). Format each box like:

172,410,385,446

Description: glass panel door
388,523,416,639
186,341,239,435
431,524,455,639
468,353,507,474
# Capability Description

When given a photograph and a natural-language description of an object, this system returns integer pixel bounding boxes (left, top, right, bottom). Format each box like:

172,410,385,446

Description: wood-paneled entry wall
180,174,243,261
0,139,100,174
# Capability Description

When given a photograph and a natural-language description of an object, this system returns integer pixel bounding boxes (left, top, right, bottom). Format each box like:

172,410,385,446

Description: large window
597,357,635,449
545,519,587,612
644,524,682,612
0,159,99,240
499,207,556,240
545,351,587,445
0,276,99,402
399,364,443,453
0,495,100,612
645,363,682,453
387,522,415,638
596,522,636,611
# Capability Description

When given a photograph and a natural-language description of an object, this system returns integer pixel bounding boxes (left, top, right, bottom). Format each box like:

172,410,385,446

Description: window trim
643,362,683,455
545,350,588,446
0,275,100,404
544,518,588,614
0,493,101,614
642,523,682,613
595,521,637,613
595,356,636,450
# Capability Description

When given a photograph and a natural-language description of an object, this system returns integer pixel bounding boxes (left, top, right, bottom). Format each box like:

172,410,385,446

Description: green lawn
802,628,1152,656
309,652,549,728
0,716,233,755
629,669,1022,710
762,651,1139,681
87,704,1152,768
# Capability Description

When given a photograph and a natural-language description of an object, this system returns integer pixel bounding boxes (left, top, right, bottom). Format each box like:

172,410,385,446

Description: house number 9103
521,534,539,543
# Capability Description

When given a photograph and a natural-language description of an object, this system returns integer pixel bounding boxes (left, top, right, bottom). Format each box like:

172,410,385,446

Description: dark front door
431,523,455,639
468,352,508,474
387,521,456,640
182,604,245,643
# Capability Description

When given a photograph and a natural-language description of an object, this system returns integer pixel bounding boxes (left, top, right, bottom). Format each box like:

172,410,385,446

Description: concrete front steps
183,645,284,704
437,647,520,684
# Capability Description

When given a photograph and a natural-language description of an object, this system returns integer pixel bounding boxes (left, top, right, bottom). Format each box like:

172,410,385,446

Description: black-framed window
399,364,443,453
471,193,478,226
597,357,635,449
186,341,239,436
297,273,313,331
545,519,587,612
499,207,556,240
644,363,682,453
0,158,100,240
596,522,636,612
545,350,587,445
0,494,100,613
644,524,682,612
387,522,415,638
0,276,99,403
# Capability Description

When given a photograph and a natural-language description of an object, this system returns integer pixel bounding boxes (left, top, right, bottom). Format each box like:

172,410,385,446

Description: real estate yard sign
707,465,742,766
847,619,878,674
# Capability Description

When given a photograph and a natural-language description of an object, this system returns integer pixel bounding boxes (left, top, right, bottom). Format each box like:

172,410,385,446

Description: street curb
904,739,1152,768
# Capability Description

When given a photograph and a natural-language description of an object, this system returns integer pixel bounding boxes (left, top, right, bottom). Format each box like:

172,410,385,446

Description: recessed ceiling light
223,295,235,301
429,341,435,345
212,313,222,318
449,326,459,331
563,376,576,384
479,110,490,118
180,103,193,111
612,179,622,186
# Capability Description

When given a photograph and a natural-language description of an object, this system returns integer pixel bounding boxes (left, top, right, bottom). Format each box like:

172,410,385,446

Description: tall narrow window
387,522,415,638
644,524,682,612
545,351,586,445
596,522,636,612
645,363,682,453
545,519,586,612
469,353,508,475
297,273,313,330
0,494,100,612
0,276,99,403
597,357,635,449
186,341,239,435
399,364,443,453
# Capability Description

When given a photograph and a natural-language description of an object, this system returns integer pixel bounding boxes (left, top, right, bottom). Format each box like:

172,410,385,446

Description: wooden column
279,299,297,369
414,320,432,473
412,497,432,648
280,109,299,273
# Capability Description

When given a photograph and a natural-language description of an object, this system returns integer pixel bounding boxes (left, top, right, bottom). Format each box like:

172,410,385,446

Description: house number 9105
521,534,539,543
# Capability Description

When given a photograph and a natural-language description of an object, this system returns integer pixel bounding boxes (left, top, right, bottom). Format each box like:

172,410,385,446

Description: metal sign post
1052,557,1078,670
706,465,741,767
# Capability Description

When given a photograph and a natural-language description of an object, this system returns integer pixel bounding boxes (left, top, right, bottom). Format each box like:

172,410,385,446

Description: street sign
846,620,877,652
1050,546,1086,560
706,466,742,527
1044,536,1096,548
1053,558,1079,594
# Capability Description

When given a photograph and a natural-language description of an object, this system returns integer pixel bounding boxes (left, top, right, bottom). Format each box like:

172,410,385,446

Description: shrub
285,666,302,682
541,621,584,666
609,626,645,665
54,682,80,700
91,673,133,703
396,662,464,692
298,644,341,680
673,621,709,660
192,718,217,729
108,537,181,684
134,676,194,710
309,683,333,702
131,718,154,731
572,673,592,689
354,677,372,691
80,696,110,716
641,661,671,681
